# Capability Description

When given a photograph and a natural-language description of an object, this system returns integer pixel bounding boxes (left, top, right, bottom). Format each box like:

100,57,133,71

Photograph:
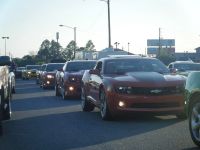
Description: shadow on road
0,110,183,150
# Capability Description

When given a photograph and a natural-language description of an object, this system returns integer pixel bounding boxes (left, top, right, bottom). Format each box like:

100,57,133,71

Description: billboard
147,47,175,54
147,48,157,54
147,39,175,47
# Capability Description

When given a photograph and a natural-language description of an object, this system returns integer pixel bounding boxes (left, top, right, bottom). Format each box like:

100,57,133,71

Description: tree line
13,39,95,67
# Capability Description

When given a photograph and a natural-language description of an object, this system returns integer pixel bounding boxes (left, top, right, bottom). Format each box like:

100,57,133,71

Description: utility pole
107,0,111,48
2,36,9,56
56,32,59,43
59,24,77,59
128,42,130,55
100,0,111,48
158,28,161,57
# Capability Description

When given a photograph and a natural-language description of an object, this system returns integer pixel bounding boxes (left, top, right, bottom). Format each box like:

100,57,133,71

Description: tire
81,87,95,112
12,86,16,94
36,79,39,84
62,89,67,100
189,96,200,147
61,81,68,100
55,84,61,96
3,98,11,120
1,87,11,121
100,90,112,120
42,85,47,90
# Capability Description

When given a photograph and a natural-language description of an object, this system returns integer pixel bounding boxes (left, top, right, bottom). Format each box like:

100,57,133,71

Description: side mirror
0,56,11,66
89,69,100,75
58,68,63,72
170,68,177,73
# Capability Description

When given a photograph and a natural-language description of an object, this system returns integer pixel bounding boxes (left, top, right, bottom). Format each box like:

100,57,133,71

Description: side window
168,64,173,69
95,61,102,72
63,63,67,71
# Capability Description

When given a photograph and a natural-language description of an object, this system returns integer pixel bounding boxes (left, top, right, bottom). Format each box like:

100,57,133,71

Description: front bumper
43,78,55,88
64,82,81,97
107,93,185,115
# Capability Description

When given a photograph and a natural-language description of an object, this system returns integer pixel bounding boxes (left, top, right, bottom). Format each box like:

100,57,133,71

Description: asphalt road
0,79,199,150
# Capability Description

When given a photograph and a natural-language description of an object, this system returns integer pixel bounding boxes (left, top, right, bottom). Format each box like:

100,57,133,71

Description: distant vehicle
22,65,41,80
168,61,200,76
40,63,64,89
36,64,46,84
55,60,96,99
185,71,200,147
81,56,186,120
15,66,25,78
0,56,13,135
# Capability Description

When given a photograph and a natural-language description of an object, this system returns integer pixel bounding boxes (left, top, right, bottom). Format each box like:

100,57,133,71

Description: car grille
69,77,81,83
133,87,183,95
116,86,184,96
131,102,180,109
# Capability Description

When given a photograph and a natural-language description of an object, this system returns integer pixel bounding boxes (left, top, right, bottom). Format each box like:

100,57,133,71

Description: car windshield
65,61,96,72
46,63,64,71
104,58,169,74
26,65,41,70
174,63,200,71
17,67,25,71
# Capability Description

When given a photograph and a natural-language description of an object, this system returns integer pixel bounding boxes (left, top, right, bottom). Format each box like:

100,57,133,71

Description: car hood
105,72,185,86
44,71,56,76
66,70,85,76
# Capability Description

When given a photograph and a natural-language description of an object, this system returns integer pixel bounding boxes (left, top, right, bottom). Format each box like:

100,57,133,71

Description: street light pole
100,0,111,48
59,24,77,59
2,36,9,56
128,42,130,55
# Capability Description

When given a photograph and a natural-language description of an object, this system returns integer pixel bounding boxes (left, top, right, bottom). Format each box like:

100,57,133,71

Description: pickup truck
0,56,12,135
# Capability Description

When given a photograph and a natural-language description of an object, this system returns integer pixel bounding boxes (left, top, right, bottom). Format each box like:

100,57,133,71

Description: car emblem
150,89,162,94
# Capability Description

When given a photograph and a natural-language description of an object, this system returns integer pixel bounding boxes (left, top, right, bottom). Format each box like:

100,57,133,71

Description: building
75,48,132,60
175,47,200,62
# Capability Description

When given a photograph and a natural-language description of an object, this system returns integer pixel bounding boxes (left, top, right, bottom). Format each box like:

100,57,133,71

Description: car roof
67,60,96,63
169,61,194,65
99,56,157,62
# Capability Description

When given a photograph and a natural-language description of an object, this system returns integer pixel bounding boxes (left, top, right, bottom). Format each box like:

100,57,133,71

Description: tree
157,48,176,65
62,40,76,60
37,39,51,63
85,40,95,51
49,40,62,60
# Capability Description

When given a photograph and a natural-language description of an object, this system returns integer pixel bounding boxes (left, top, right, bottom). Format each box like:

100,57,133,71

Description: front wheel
55,83,61,96
81,87,94,112
12,86,16,94
3,99,11,120
100,90,112,120
189,96,200,147
62,83,67,100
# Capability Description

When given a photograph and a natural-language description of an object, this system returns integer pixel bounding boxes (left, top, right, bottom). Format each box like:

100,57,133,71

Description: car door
89,61,103,105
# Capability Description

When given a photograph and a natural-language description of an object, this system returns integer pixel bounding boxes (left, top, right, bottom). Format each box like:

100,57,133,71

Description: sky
1,0,200,58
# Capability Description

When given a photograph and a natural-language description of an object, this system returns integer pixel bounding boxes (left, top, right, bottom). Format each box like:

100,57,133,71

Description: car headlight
115,86,132,94
69,77,77,82
47,75,54,79
28,71,31,74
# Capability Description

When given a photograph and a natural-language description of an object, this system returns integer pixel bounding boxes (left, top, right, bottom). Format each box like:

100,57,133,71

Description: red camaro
81,56,186,120
55,60,96,99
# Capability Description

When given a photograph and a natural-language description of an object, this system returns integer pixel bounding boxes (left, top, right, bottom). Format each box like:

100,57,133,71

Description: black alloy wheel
81,87,94,112
100,90,112,120
189,96,200,147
